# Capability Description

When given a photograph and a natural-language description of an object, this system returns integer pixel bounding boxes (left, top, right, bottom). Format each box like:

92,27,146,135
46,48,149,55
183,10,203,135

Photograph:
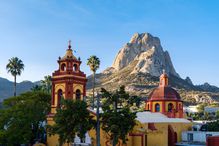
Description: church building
89,71,191,146
47,42,191,146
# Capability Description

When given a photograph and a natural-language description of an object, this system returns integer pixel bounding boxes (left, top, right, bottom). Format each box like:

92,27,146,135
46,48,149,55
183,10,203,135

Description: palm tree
87,56,100,146
87,55,100,109
41,75,52,93
6,57,24,96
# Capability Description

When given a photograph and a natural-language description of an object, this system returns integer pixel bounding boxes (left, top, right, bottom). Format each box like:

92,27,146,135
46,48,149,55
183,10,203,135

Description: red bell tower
50,40,87,114
47,41,87,146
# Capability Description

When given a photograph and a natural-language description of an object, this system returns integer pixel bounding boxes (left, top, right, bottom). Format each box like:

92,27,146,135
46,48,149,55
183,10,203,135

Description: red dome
149,86,181,101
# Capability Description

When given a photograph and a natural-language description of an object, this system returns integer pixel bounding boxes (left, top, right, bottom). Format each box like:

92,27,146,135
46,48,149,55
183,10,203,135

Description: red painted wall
207,136,219,146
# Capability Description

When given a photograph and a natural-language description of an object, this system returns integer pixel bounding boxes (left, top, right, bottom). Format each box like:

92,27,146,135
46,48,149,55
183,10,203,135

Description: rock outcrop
196,83,219,93
185,77,193,85
112,33,179,77
86,32,219,104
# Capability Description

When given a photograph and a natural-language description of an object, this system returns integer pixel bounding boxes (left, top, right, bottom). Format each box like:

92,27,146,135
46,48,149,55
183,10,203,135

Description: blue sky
0,0,218,86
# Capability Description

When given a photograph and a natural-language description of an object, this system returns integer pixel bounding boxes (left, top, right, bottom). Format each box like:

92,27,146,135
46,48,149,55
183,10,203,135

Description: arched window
76,89,81,100
155,103,160,112
168,103,174,112
61,63,66,71
73,64,78,72
57,89,63,107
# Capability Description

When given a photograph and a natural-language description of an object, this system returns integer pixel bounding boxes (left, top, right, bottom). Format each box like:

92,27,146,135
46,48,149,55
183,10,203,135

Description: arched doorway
57,89,63,107
73,64,78,72
155,103,160,112
168,103,174,112
76,89,81,100
168,125,177,146
61,63,66,71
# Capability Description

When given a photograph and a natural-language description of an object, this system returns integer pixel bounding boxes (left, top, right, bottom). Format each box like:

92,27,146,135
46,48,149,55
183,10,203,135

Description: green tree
47,99,95,146
31,85,43,92
197,103,207,113
6,57,24,96
128,96,143,111
41,75,52,93
0,91,51,145
87,55,100,109
207,120,219,131
203,112,213,120
100,86,137,146
216,111,219,119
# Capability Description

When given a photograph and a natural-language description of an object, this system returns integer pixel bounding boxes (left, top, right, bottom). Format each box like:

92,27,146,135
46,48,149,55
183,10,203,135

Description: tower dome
61,40,77,60
149,70,181,101
149,86,181,101
145,70,183,118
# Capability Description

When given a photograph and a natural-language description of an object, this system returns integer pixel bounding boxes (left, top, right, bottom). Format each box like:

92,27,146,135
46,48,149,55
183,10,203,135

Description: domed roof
149,70,181,101
61,40,77,60
149,86,181,100
62,48,77,60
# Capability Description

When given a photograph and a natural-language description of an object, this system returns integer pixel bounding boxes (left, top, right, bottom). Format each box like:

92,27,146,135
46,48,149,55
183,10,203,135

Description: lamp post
96,93,101,146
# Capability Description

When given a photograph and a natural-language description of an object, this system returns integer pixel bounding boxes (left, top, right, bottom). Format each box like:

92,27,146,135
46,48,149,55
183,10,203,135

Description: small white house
184,106,199,114
204,107,219,114
182,131,219,143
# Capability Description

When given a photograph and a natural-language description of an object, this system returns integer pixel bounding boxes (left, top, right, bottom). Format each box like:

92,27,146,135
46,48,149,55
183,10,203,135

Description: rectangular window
187,133,193,142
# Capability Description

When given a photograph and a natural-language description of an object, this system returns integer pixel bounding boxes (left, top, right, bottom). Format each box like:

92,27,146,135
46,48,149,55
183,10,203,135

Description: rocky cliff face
112,33,179,77
86,32,219,105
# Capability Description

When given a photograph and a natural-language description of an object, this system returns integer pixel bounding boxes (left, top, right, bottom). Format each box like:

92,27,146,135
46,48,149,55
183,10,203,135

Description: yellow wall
47,117,71,146
169,123,192,142
48,114,192,146
148,101,184,114
146,122,192,146
55,83,65,93
88,121,192,146
147,129,167,146
146,103,150,110
131,136,142,146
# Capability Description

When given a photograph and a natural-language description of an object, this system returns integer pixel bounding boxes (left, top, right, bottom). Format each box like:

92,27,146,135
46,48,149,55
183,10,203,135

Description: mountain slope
87,32,219,104
0,77,36,101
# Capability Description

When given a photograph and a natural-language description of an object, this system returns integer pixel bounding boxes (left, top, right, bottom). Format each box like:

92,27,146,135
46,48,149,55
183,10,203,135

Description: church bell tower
50,41,87,113
47,41,87,146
